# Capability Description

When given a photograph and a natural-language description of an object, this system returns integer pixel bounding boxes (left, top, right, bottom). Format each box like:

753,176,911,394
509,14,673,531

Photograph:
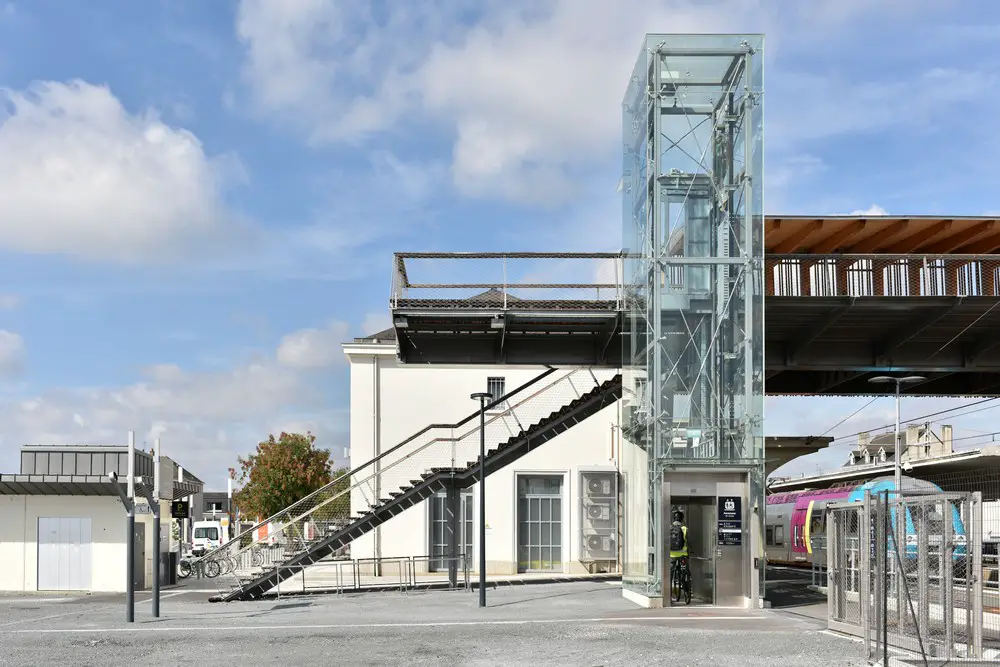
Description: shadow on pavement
765,567,827,610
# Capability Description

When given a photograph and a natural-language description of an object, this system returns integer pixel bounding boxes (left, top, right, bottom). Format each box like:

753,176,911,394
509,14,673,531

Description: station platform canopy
768,445,1000,496
766,216,1000,255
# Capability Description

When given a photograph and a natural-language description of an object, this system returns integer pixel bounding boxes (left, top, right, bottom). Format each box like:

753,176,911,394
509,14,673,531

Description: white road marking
2,615,768,634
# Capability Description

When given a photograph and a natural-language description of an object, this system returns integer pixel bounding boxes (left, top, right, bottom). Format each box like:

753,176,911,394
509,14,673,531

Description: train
764,475,968,566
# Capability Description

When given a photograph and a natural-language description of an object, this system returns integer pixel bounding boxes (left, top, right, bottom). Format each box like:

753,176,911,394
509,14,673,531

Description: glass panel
622,32,764,600
552,498,561,521
529,522,540,544
552,523,561,546
552,545,562,566
540,523,551,545
529,497,539,522
540,499,551,522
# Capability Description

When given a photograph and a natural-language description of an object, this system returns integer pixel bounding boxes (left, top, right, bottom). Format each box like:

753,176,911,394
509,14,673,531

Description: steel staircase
195,367,621,602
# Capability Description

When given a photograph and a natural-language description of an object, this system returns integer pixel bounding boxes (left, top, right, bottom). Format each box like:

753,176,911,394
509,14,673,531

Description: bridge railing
768,254,1000,298
391,252,624,310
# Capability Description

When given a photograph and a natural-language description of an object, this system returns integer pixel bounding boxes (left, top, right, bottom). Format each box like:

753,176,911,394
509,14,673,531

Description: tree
232,431,334,521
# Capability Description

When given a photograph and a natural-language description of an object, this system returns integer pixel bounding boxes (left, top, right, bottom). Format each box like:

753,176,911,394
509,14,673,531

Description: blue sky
0,0,998,489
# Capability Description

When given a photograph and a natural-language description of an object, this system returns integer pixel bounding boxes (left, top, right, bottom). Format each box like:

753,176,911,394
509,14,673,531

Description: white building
344,329,622,575
0,444,203,593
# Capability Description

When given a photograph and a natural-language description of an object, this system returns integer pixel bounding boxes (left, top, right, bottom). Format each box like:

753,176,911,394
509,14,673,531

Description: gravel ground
0,582,867,666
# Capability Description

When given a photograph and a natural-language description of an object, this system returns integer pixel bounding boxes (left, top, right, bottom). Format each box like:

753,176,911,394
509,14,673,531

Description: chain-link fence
828,488,987,663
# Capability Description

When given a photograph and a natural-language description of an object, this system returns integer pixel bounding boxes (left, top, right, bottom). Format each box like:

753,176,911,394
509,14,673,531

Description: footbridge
389,216,1000,397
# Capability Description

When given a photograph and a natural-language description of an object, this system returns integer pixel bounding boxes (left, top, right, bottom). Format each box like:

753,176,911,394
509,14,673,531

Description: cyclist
669,509,690,603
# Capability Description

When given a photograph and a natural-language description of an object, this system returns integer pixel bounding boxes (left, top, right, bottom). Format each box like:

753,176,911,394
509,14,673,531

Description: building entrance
662,470,753,607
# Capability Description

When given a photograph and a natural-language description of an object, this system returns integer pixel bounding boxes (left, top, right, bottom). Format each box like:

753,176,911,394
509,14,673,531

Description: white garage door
37,517,92,591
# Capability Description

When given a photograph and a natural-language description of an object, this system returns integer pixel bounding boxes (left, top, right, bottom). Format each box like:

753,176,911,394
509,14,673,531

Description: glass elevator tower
620,34,765,607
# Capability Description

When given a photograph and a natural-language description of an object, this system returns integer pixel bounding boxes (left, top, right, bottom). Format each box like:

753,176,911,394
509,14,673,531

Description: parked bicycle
670,556,692,605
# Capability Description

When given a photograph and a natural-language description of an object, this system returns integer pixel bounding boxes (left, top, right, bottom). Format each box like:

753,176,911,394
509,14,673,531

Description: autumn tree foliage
233,431,338,521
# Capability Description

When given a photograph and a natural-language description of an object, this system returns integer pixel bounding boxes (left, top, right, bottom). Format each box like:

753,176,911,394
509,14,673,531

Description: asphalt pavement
0,579,866,666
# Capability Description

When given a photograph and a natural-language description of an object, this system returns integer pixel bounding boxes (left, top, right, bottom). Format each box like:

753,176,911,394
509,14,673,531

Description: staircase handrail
192,366,560,563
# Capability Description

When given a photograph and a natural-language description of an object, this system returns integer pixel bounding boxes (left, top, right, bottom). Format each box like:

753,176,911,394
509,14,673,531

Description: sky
0,0,999,489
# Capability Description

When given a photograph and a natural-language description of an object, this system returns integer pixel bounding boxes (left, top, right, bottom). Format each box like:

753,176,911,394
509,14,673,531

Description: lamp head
868,375,925,385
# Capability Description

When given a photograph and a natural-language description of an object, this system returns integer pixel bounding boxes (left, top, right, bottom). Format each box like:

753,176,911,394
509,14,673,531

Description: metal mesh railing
391,252,623,310
768,254,1000,297
830,488,987,662
191,366,614,597
392,253,1000,305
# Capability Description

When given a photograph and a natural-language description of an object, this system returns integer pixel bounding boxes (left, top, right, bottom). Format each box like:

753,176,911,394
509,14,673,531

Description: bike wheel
683,571,692,605
669,565,680,603
204,560,221,578
178,561,191,579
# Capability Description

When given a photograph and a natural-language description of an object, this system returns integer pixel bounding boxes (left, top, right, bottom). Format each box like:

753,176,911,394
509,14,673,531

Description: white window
487,377,506,407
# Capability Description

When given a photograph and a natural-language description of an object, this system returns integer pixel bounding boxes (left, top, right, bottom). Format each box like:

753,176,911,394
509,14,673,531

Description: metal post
108,471,135,623
882,491,888,667
471,392,491,608
127,510,135,622
153,438,161,619
137,479,159,619
127,431,135,622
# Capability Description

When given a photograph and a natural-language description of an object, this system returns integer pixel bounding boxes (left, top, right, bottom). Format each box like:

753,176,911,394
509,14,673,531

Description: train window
812,510,825,536
766,526,774,546
775,525,784,546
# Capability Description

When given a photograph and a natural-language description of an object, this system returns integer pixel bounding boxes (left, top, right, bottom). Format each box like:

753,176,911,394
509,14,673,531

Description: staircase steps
216,374,621,602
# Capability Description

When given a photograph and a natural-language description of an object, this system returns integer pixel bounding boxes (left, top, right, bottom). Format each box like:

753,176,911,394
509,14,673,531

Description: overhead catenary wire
822,396,1000,447
819,396,882,437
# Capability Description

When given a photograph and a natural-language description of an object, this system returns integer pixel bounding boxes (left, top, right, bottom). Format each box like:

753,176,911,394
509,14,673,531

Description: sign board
220,516,230,527
717,496,743,546
134,502,152,515
170,500,189,519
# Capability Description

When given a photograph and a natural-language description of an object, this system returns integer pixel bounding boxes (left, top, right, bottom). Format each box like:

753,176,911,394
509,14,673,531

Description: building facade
344,330,621,575
0,444,203,593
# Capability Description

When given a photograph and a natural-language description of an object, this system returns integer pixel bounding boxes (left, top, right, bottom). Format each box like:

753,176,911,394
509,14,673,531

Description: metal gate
827,490,985,662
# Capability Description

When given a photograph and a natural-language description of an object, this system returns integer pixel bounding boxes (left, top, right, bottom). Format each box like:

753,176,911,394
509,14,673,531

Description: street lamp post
867,375,925,492
471,391,492,608
868,374,924,631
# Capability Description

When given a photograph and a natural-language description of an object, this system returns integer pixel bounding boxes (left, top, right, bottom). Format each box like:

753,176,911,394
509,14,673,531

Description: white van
191,520,225,556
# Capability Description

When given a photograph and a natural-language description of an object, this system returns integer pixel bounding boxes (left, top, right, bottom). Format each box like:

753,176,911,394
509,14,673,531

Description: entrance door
662,471,750,607
429,490,472,572
37,517,92,591
517,475,563,573
133,521,146,590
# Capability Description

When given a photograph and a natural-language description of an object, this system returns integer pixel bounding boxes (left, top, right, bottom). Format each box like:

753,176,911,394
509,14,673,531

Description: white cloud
849,204,889,216
0,330,24,377
276,320,350,368
0,294,19,310
0,322,352,488
0,80,247,264
235,0,956,205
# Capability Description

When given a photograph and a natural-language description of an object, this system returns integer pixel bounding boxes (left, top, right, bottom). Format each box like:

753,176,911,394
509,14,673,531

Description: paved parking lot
0,581,866,666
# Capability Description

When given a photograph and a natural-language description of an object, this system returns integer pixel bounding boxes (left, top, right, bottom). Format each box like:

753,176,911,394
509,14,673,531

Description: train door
790,499,810,561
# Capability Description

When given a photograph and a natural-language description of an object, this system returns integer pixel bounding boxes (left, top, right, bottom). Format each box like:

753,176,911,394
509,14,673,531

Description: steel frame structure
620,34,765,601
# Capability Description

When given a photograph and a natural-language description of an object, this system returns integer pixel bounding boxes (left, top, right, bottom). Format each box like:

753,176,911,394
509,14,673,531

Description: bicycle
670,556,692,605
